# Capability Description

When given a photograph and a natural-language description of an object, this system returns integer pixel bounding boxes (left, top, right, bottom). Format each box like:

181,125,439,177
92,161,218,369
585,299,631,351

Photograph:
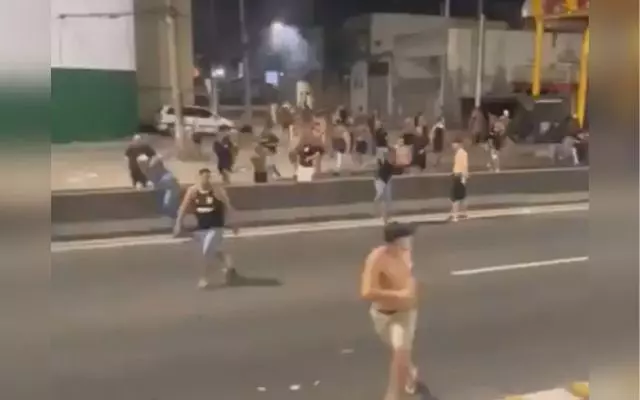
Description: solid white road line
502,387,582,399
451,256,589,276
51,202,588,253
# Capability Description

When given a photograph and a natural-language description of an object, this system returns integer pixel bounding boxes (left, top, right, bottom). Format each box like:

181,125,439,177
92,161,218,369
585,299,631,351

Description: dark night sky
192,0,525,65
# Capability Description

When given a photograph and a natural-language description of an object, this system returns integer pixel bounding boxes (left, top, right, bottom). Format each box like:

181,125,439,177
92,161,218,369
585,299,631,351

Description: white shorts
370,307,418,350
297,166,315,182
193,228,225,259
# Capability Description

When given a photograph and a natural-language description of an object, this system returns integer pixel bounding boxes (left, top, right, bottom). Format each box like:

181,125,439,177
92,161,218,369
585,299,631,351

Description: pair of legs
370,308,419,400
194,228,235,288
156,173,180,220
218,166,232,184
374,179,392,223
449,175,467,222
487,147,501,171
130,167,150,189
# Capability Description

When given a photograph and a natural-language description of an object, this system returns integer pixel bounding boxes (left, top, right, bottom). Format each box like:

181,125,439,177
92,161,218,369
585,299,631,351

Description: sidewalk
503,381,589,399
51,135,557,192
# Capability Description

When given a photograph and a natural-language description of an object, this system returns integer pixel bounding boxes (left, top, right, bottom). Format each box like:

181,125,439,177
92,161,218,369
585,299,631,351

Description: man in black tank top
174,168,240,289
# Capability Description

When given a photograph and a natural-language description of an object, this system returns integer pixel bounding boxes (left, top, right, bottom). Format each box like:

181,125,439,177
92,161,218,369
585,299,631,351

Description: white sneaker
197,279,210,290
405,366,418,395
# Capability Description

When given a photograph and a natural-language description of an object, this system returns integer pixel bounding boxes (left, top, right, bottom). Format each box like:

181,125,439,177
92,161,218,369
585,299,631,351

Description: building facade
345,13,582,125
51,0,194,142
51,0,138,142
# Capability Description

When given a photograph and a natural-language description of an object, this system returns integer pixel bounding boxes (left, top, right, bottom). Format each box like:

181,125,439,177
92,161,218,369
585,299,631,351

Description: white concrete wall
51,0,135,70
134,0,194,123
369,14,448,55
447,27,582,96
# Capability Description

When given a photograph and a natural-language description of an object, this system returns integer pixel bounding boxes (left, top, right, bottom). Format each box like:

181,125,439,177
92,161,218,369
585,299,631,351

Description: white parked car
155,105,235,135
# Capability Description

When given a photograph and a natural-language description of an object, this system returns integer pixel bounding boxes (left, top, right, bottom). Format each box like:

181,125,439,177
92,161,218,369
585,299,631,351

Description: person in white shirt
449,138,469,222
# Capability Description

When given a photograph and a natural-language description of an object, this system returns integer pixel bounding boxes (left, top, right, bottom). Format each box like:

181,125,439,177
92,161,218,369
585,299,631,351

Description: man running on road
360,222,422,400
174,168,239,289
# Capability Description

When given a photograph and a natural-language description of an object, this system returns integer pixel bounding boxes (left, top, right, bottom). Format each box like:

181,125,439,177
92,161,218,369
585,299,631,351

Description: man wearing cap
360,222,422,400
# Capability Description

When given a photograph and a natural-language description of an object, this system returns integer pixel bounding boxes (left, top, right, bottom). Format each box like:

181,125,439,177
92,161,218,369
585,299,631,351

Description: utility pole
438,0,451,118
473,0,486,108
164,0,195,159
239,0,252,124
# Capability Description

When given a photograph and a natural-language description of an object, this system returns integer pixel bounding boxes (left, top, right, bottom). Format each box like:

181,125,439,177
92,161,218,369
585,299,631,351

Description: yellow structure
529,0,589,127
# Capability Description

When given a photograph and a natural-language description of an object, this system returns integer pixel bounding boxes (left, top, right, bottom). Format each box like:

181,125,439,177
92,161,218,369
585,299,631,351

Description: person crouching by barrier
125,134,156,189
137,154,181,222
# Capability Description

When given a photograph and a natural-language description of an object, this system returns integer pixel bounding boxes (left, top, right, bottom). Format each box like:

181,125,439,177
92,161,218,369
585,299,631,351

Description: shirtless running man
360,222,422,400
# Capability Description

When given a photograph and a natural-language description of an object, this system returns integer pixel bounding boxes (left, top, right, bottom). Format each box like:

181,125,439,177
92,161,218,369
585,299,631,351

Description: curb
504,382,589,399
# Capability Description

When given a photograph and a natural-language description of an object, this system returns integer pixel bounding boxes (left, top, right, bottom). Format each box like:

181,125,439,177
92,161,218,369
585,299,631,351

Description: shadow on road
205,274,283,290
228,275,283,288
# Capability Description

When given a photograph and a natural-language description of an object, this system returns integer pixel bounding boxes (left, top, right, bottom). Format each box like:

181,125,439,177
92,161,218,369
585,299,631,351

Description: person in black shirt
297,142,320,182
487,116,505,172
251,144,269,183
374,151,399,223
411,128,429,172
353,124,369,167
430,118,445,167
213,128,236,184
373,120,389,161
258,126,281,178
174,168,239,289
331,123,350,174
124,134,156,189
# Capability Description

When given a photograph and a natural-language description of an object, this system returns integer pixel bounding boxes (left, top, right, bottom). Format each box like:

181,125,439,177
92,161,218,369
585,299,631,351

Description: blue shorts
193,228,225,259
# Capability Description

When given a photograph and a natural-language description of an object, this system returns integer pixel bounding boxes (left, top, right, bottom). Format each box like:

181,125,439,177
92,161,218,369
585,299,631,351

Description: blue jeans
374,179,392,208
155,173,180,219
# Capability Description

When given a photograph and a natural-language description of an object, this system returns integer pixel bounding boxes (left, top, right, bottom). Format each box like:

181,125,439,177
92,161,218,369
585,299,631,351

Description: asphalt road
50,212,592,400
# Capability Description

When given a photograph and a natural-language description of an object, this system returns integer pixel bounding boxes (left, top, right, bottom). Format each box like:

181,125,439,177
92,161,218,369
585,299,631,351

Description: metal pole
531,0,544,96
239,0,252,123
164,0,187,153
438,0,451,115
212,78,220,115
576,28,589,127
473,0,486,107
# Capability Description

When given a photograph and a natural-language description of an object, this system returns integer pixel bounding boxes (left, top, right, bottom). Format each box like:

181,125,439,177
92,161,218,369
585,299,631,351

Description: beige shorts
369,307,418,350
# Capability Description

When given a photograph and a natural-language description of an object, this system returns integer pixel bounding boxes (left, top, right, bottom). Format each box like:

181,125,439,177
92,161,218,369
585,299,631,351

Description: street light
271,20,285,32
207,66,225,115
211,67,225,78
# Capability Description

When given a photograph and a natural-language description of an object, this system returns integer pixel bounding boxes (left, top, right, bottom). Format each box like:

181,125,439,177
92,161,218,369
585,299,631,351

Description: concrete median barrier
52,168,588,224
